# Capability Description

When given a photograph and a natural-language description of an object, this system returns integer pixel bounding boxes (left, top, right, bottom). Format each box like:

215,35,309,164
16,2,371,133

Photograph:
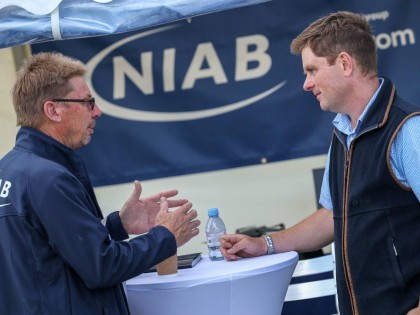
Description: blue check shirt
320,79,420,210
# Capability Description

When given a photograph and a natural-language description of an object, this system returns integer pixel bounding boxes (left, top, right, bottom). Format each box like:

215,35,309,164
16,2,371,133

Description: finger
221,234,243,244
129,180,142,201
146,189,179,203
175,202,192,214
220,236,238,248
190,227,200,238
224,254,240,261
189,219,201,229
159,189,179,199
166,199,189,208
220,235,232,243
220,238,232,250
178,226,200,247
220,246,239,261
185,209,198,221
226,241,246,255
159,197,169,213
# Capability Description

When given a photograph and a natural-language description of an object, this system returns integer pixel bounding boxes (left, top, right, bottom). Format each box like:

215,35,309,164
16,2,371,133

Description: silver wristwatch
262,235,275,255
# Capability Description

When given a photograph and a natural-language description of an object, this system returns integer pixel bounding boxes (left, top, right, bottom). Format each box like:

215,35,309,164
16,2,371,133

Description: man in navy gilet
220,11,420,315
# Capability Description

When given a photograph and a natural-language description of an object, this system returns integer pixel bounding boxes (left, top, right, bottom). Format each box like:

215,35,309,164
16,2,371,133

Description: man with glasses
0,52,200,314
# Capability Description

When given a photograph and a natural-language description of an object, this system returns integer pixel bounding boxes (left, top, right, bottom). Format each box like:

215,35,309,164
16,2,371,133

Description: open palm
119,180,188,235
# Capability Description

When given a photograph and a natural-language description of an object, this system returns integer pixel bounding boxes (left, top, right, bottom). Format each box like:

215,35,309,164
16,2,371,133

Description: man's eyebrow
303,64,315,71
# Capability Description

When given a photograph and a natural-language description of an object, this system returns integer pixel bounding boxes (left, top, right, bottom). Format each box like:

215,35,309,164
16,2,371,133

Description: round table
126,251,298,315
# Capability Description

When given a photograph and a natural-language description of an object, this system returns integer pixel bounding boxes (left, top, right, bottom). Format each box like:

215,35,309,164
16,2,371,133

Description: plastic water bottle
205,207,226,261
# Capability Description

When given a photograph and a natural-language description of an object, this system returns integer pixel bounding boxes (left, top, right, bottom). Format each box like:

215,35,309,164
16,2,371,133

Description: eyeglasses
52,97,96,111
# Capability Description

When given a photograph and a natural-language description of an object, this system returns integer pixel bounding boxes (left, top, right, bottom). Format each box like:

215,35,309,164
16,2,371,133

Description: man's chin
319,102,335,113
82,136,92,147
319,103,328,112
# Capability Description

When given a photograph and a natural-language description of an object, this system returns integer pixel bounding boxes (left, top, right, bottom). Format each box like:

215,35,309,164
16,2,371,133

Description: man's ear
338,52,353,76
43,101,62,122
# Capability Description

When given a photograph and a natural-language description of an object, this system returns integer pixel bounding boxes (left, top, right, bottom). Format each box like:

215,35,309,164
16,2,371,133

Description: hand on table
220,234,267,261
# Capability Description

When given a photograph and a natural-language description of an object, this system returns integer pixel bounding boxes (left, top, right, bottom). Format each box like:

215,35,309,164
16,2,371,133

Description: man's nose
303,76,314,91
92,103,102,118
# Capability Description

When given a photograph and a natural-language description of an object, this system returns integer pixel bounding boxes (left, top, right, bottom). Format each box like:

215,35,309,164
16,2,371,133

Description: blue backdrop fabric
32,0,420,187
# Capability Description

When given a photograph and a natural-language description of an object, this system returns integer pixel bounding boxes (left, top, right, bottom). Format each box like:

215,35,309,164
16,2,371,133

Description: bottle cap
208,207,219,216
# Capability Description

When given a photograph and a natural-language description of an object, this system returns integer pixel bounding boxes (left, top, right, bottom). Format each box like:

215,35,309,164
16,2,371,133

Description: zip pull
345,152,350,175
392,240,398,256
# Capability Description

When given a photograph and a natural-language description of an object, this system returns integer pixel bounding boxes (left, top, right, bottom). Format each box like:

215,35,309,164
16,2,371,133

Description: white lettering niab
112,34,272,98
0,179,11,198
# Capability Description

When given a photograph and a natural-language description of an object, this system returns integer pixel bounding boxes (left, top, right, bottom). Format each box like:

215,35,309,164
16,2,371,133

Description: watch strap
262,235,275,255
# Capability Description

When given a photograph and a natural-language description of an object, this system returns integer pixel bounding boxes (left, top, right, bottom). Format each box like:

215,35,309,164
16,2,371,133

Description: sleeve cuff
150,225,177,257
105,211,129,241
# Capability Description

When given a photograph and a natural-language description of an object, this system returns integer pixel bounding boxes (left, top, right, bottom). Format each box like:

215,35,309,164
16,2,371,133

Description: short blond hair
290,11,377,76
12,52,87,127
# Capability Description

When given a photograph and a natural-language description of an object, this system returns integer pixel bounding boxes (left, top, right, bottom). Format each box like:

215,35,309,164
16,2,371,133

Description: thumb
129,180,142,201
227,241,246,255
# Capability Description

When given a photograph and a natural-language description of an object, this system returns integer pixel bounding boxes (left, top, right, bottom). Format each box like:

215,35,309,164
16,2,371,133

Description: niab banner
32,0,420,186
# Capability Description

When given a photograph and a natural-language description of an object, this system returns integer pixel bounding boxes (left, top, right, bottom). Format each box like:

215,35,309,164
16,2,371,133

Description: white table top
127,251,298,290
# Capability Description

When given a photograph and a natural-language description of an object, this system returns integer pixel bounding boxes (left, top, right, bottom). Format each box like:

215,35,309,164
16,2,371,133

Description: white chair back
282,254,338,315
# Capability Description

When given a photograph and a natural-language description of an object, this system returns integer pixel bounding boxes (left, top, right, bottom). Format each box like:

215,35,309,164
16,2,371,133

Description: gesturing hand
155,197,200,247
119,180,189,235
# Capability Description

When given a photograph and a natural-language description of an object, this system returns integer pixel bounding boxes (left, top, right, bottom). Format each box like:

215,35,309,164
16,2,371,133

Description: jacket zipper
342,144,359,315
340,126,378,314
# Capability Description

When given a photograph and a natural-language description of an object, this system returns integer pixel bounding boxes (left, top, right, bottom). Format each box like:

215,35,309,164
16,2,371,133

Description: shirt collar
333,78,384,136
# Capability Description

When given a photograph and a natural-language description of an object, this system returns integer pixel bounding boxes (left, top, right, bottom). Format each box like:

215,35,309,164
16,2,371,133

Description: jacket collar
333,77,396,145
15,127,90,183
358,76,395,132
15,127,103,218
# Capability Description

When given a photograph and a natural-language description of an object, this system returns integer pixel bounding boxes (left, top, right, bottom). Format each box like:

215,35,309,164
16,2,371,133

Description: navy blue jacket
0,127,176,314
330,78,420,314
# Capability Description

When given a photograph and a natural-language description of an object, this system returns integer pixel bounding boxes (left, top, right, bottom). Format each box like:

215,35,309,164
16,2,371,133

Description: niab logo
0,178,11,200
86,24,286,122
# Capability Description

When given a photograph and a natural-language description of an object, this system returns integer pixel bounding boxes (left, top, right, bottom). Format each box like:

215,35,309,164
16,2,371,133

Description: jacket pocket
386,236,406,290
